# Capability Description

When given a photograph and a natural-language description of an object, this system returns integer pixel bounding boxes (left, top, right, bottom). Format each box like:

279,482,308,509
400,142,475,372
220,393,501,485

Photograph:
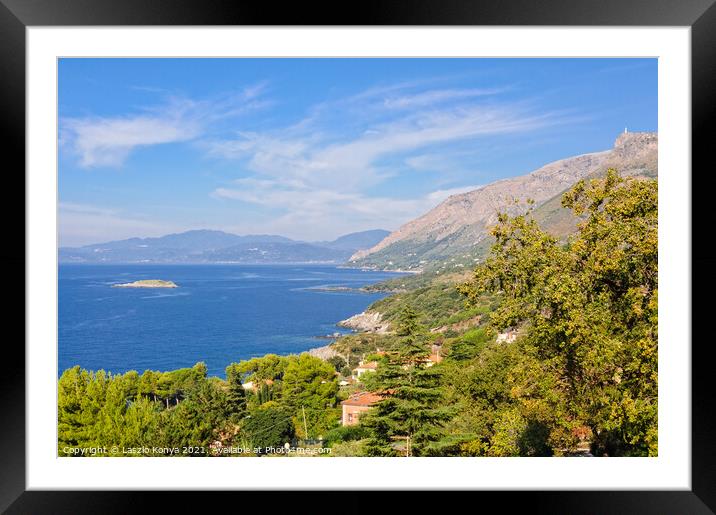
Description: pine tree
396,305,420,338
364,306,454,456
58,366,90,453
225,366,248,423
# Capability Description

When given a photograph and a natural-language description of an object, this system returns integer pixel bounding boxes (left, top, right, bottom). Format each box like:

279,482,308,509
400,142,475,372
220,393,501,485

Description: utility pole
302,405,309,442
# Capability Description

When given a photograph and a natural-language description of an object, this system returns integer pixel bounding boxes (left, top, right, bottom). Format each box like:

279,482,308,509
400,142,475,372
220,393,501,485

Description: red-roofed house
341,391,383,426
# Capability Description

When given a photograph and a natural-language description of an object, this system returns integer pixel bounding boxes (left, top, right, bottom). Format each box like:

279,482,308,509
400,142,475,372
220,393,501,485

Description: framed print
2,0,714,512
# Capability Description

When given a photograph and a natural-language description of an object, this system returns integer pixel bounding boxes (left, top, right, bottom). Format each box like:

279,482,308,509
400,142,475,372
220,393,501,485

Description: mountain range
349,131,658,271
59,229,390,264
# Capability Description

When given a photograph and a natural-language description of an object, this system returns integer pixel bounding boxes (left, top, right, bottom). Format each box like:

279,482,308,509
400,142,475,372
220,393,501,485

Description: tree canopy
457,169,658,456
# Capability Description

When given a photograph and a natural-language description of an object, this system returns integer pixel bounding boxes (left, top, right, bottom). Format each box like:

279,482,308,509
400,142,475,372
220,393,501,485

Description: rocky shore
307,309,392,361
337,311,391,334
306,343,341,360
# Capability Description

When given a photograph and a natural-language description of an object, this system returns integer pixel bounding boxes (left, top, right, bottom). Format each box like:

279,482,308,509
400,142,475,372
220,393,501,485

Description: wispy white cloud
61,84,270,168
206,81,575,239
382,87,504,109
209,104,560,190
63,115,199,168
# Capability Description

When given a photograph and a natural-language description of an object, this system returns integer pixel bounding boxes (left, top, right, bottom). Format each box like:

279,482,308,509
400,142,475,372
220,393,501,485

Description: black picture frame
2,1,713,512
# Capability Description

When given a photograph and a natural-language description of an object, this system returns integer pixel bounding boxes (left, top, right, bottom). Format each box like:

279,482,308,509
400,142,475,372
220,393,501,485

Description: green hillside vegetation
353,225,493,272
365,281,497,333
58,170,657,457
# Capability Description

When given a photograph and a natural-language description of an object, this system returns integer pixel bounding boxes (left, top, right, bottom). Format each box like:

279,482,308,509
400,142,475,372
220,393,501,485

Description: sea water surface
59,264,403,377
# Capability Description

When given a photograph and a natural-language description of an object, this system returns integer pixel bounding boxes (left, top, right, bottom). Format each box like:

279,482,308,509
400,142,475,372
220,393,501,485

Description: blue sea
58,264,403,377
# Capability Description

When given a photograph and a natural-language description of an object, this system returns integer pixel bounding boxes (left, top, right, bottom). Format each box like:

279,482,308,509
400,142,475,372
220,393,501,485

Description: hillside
59,229,389,264
349,132,657,271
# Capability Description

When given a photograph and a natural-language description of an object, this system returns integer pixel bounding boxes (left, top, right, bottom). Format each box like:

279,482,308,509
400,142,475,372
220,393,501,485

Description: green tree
242,402,296,452
255,382,275,405
120,396,160,450
327,355,347,372
396,305,421,338
58,366,92,453
138,370,159,401
95,374,133,447
281,354,340,438
458,170,658,456
156,380,229,452
225,365,248,423
226,354,288,384
363,307,453,456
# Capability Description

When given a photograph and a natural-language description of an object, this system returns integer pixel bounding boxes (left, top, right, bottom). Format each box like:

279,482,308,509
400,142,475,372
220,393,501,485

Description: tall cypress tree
225,366,248,423
364,306,453,456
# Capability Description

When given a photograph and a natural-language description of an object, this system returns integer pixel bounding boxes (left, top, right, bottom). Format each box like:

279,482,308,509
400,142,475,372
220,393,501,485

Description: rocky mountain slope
349,132,657,271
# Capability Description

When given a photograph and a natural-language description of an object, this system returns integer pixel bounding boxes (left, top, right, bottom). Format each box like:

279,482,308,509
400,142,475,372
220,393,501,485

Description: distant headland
112,280,178,288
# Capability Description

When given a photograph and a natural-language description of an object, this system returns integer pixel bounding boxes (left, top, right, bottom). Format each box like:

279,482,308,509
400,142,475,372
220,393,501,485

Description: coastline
60,263,397,376
289,267,401,361
337,265,422,274
306,342,341,360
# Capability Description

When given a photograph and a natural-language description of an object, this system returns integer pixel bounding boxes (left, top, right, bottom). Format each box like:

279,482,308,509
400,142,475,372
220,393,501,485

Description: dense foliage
58,354,340,456
455,170,658,456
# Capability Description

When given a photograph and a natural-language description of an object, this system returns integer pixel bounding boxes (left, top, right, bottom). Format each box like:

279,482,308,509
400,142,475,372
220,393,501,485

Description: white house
353,361,378,378
496,328,518,343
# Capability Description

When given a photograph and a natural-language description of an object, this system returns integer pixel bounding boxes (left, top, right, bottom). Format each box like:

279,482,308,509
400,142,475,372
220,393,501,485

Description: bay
58,264,402,377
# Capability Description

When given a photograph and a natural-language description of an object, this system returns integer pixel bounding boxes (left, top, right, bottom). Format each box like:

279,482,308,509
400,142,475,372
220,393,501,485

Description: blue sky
58,58,657,247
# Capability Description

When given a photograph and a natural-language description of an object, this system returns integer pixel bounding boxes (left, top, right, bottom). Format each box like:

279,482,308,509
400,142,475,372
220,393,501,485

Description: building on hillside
426,340,444,367
241,378,274,391
339,377,357,387
496,328,518,343
414,352,443,368
341,391,383,426
353,360,378,378
425,353,442,367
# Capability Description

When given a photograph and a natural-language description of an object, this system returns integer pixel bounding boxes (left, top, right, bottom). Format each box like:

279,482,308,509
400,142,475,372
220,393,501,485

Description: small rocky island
112,279,178,288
